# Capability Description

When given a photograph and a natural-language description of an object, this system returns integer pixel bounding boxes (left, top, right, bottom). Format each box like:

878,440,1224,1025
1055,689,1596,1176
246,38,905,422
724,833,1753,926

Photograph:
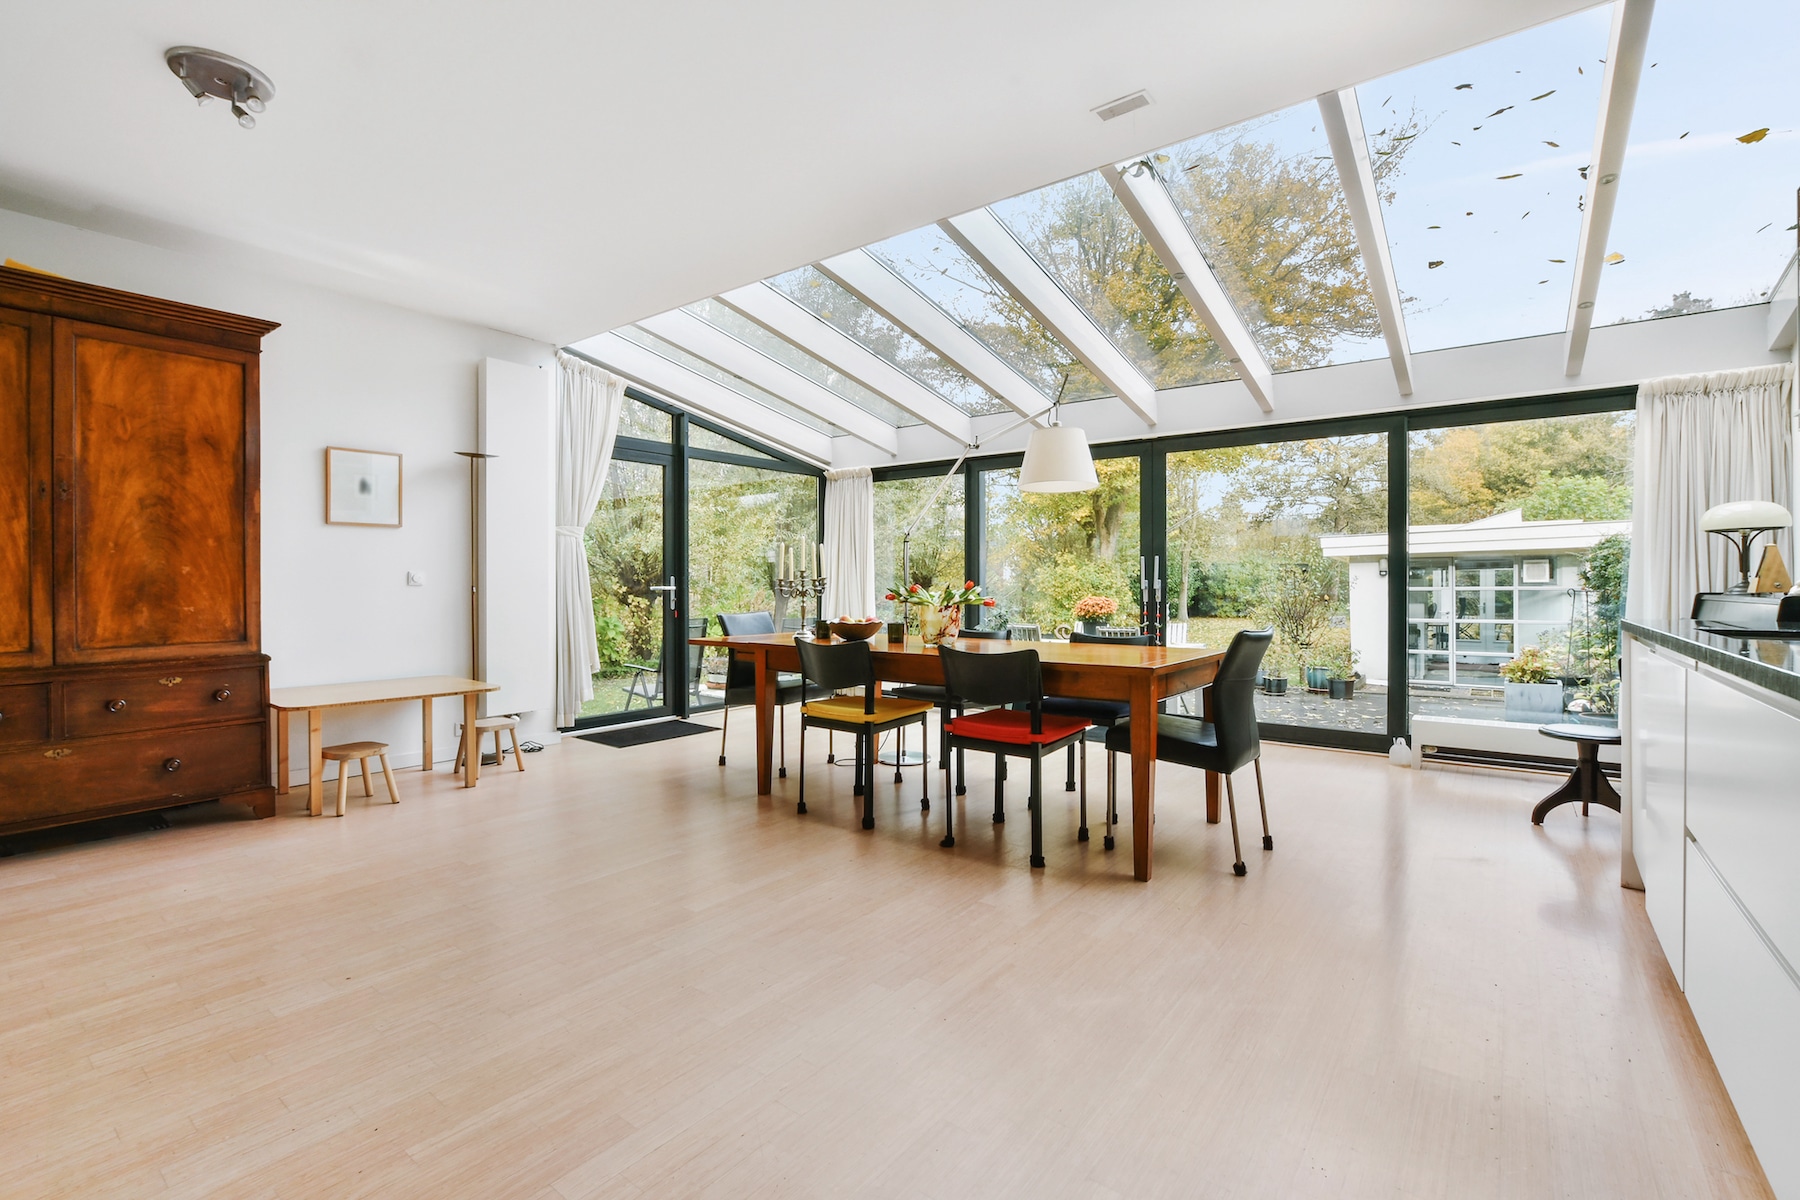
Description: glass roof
613,326,843,436
1148,102,1387,371
988,172,1236,388
684,298,918,427
1594,0,1799,325
867,225,1109,402
1362,5,1611,352
767,266,1010,416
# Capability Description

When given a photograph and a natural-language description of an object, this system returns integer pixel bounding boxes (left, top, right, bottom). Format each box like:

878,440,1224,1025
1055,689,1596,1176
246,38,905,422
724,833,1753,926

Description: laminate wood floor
0,727,1772,1199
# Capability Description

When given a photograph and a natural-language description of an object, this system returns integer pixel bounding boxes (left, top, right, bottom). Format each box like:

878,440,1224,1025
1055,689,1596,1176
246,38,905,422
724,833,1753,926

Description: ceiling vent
1092,91,1151,122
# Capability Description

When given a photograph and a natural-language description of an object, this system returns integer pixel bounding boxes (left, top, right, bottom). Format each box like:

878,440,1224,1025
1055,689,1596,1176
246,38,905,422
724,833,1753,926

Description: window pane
688,424,778,461
617,395,671,441
1148,102,1387,370
615,326,843,435
1594,0,1800,325
1362,7,1612,352
584,460,665,720
688,459,820,694
767,266,1009,415
873,475,965,625
990,175,1236,388
1175,434,1389,735
1408,411,1634,726
868,225,1108,401
684,298,917,427
983,457,1140,635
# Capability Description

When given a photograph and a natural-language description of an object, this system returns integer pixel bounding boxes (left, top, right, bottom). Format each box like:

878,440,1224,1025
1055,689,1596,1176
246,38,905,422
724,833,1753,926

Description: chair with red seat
795,638,933,830
937,645,1092,869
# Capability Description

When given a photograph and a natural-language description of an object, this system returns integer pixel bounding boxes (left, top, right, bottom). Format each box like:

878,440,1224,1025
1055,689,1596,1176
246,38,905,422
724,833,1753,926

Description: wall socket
406,571,426,587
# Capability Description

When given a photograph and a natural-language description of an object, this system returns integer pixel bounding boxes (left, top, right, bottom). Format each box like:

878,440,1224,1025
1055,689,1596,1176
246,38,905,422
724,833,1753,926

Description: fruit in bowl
830,618,883,641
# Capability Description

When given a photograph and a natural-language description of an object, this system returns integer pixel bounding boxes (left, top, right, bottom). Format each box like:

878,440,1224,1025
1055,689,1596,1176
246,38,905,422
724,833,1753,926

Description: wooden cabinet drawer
0,682,50,746
63,665,263,738
0,720,266,828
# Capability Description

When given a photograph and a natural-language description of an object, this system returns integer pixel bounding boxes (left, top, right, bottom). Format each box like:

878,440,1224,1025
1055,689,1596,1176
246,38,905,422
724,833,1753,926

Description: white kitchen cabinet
1628,640,1688,983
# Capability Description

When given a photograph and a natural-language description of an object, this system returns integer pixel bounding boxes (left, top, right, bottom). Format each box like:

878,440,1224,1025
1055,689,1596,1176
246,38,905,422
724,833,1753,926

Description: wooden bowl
830,619,883,641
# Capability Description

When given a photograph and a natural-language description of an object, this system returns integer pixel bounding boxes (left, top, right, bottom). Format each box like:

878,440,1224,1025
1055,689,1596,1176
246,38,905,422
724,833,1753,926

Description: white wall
1345,560,1389,687
0,207,558,779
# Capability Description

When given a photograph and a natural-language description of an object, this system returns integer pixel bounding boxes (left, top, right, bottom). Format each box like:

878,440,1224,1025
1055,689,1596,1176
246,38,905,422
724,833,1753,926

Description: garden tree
1229,436,1387,534
872,476,964,621
1409,412,1633,524
983,459,1141,629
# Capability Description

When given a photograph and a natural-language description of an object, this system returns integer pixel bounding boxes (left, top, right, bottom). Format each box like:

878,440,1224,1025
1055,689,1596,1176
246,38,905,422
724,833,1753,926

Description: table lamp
1701,500,1792,593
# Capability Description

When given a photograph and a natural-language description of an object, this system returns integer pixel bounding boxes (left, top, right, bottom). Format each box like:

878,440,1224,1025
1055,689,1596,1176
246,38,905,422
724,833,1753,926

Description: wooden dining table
691,632,1225,880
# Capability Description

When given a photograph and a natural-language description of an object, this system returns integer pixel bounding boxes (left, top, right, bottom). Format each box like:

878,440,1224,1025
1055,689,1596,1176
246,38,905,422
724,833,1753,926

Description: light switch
407,571,426,587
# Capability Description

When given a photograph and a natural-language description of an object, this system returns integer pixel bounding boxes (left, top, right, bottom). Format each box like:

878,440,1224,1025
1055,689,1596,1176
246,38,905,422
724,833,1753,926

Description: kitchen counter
1621,616,1800,703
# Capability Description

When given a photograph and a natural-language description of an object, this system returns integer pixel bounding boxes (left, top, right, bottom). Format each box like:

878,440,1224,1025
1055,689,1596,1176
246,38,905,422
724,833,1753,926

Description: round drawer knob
164,758,182,772
214,688,232,702
107,699,128,713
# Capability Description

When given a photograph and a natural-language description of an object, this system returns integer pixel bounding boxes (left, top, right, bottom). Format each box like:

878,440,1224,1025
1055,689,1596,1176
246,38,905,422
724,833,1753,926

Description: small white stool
456,716,525,773
320,741,400,816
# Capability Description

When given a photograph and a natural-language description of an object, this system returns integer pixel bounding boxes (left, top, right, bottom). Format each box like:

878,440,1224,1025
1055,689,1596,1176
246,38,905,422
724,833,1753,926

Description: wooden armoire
0,267,278,834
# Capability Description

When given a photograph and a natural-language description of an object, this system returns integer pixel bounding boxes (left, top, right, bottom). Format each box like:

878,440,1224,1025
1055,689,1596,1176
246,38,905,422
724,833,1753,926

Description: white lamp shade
1700,500,1792,532
1018,423,1099,493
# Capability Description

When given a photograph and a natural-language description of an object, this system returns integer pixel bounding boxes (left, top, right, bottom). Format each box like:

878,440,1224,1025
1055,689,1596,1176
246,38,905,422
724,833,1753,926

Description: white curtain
555,352,627,727
821,466,876,620
1628,363,1795,625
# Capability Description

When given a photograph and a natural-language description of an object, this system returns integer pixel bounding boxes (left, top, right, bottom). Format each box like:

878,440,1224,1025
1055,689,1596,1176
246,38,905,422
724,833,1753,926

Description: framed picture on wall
325,446,403,527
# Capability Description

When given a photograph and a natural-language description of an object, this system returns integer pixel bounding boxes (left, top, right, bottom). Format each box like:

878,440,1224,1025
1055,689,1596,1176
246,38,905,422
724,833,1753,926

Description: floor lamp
455,450,498,680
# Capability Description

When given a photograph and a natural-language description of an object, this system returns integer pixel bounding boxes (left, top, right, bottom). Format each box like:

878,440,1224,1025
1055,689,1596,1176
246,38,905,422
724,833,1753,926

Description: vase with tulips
885,580,998,645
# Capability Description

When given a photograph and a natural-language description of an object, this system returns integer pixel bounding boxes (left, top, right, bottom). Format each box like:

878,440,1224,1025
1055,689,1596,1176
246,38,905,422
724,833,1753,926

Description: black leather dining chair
717,611,833,778
889,625,1009,796
938,645,1092,869
1042,629,1152,844
1104,628,1273,875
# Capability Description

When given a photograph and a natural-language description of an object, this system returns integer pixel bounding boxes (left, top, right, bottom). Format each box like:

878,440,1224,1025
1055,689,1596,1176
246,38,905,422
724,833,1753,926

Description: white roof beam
940,208,1159,426
1564,0,1655,376
571,332,833,466
1103,165,1274,415
637,309,897,456
1317,88,1415,398
716,283,973,444
815,249,1049,424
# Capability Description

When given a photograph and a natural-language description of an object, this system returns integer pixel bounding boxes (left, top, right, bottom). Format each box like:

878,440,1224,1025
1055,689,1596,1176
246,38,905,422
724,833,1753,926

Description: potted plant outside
1072,595,1119,636
1262,640,1293,696
1311,628,1357,699
1499,646,1564,719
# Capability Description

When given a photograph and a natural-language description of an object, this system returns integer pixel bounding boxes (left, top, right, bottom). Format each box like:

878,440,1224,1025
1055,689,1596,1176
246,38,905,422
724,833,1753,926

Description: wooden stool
1531,723,1622,824
319,741,400,817
455,716,525,774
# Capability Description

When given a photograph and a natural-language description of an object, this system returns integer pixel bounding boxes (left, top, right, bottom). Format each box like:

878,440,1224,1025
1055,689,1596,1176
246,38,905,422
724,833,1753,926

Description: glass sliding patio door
583,454,677,722
1164,432,1391,737
982,455,1141,638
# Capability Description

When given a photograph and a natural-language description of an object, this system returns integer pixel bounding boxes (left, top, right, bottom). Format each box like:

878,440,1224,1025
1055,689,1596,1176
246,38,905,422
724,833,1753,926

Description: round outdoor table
1531,723,1623,825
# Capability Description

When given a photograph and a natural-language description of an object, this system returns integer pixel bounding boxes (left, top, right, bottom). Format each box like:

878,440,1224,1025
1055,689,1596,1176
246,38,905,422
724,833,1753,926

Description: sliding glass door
571,393,823,730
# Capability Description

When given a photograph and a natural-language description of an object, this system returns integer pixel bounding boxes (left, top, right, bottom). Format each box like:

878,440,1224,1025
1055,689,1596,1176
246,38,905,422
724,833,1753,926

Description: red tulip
965,580,975,590
982,598,997,606
884,592,896,601
909,584,921,593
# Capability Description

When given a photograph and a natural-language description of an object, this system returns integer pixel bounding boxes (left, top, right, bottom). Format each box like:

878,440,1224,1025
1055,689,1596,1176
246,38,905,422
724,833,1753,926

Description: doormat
579,720,716,749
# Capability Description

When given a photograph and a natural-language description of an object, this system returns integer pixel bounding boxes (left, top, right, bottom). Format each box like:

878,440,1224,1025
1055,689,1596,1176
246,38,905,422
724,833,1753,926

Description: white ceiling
1,0,1595,346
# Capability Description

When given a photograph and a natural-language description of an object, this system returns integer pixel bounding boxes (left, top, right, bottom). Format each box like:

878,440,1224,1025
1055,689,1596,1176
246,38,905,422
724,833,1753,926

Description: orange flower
982,598,997,606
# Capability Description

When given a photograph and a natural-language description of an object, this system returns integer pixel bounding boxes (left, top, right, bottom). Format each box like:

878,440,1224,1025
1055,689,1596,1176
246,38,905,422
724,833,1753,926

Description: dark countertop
1623,618,1800,703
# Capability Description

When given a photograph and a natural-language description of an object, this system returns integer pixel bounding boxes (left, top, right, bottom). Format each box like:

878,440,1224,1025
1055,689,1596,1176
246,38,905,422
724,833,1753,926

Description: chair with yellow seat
795,638,933,829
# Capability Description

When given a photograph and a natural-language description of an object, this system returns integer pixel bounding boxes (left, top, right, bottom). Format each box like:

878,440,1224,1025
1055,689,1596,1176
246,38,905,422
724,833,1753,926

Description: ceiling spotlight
165,46,274,128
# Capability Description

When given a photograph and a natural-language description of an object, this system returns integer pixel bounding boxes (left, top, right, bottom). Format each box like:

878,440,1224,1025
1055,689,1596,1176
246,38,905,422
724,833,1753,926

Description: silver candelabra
775,570,827,636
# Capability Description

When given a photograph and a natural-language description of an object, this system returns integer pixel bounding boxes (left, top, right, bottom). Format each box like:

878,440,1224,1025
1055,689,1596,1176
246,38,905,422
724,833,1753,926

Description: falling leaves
1756,222,1772,233
1578,165,1590,180
1451,140,1462,146
1529,90,1556,101
1539,279,1550,285
1543,140,1560,148
1428,261,1445,269
1497,173,1523,180
1427,224,1441,229
1679,131,1690,139
1455,83,1473,90
1486,106,1513,118
1521,211,1530,219
1737,128,1770,144
1549,258,1566,263
1604,252,1625,265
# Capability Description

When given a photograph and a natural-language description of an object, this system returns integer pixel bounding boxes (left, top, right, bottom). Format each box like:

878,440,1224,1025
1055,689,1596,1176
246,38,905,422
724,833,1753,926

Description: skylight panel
767,266,1009,416
867,226,1109,402
988,172,1235,388
684,298,918,426
1148,102,1387,371
614,326,843,435
1361,6,1611,353
1593,0,1799,325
